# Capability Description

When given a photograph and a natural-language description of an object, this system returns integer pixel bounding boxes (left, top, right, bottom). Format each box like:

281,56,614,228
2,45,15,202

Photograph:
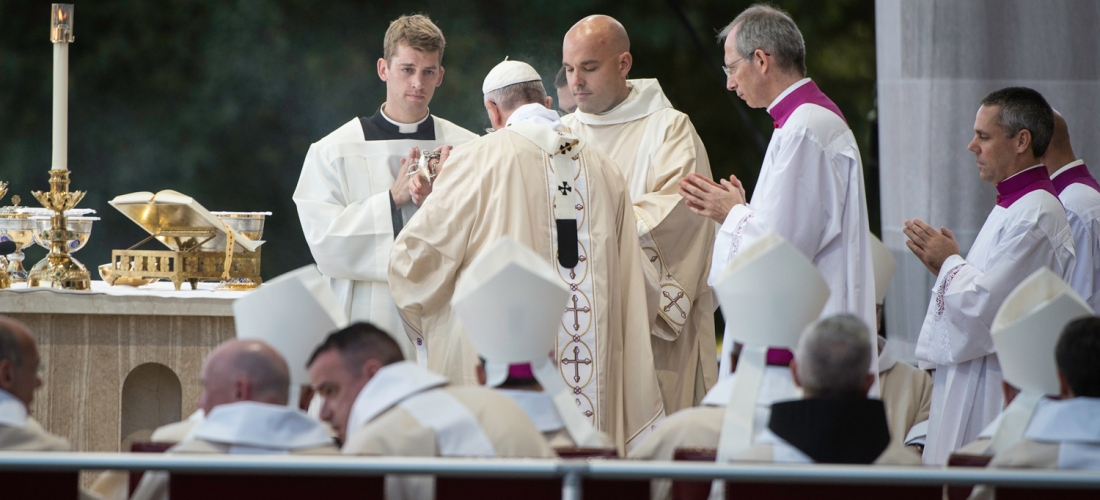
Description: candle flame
58,7,67,23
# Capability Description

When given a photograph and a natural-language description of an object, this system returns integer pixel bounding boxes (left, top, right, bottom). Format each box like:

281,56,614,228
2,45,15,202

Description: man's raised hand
903,218,960,275
678,173,746,224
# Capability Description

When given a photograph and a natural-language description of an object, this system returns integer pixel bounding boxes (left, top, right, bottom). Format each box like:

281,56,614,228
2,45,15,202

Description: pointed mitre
870,234,897,305
992,268,1094,395
232,265,348,386
714,232,830,349
453,237,570,377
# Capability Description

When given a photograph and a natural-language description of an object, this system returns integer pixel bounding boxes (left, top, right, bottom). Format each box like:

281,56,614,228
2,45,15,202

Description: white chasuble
915,166,1074,465
563,79,718,414
711,78,878,390
293,109,477,362
389,109,663,452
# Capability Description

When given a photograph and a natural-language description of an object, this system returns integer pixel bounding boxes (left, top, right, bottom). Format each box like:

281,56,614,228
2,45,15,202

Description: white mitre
232,265,348,391
714,232,830,349
869,234,897,306
993,268,1092,396
713,232,830,460
986,268,1094,453
482,58,541,94
453,237,603,447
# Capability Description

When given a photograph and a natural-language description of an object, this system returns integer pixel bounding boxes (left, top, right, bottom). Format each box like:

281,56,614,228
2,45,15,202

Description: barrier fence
1,452,1099,499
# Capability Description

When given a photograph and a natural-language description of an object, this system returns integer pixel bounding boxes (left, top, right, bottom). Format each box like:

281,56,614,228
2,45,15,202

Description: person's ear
755,49,769,74
475,365,487,386
1017,129,1033,155
377,58,389,82
234,378,250,402
544,96,554,110
789,359,802,388
1058,370,1074,399
619,52,633,78
485,101,503,131
362,358,384,382
860,373,875,396
0,360,13,391
436,65,445,88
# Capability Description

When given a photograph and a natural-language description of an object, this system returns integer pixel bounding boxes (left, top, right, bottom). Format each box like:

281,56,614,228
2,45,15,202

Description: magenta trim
508,363,534,379
768,81,846,129
1052,164,1100,195
996,167,1058,208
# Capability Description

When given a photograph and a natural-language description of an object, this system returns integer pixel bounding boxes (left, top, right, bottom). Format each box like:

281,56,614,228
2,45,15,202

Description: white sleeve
293,142,396,283
709,131,838,286
1066,208,1099,311
916,222,1074,366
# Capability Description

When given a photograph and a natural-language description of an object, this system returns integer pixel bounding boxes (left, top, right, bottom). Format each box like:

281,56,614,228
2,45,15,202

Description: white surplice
711,78,877,385
1052,160,1100,312
293,110,477,361
916,166,1075,465
562,79,718,414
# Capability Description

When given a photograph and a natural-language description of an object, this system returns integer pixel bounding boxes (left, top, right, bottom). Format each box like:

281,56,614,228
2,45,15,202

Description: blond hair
383,14,446,63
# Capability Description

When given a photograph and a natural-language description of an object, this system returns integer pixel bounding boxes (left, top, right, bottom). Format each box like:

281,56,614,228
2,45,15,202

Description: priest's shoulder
312,118,366,147
785,103,852,144
432,115,480,143
988,439,1060,468
1060,182,1100,215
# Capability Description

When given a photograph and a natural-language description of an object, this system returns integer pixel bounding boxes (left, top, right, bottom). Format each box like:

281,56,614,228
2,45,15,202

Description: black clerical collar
360,107,435,141
767,397,892,464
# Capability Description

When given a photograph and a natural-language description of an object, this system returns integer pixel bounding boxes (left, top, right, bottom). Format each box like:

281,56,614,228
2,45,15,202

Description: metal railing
2,452,1099,499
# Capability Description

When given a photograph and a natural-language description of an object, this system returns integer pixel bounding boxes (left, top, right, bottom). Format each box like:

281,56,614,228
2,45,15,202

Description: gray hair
0,318,25,368
484,80,548,113
234,349,290,404
794,314,871,397
980,87,1054,159
719,4,806,77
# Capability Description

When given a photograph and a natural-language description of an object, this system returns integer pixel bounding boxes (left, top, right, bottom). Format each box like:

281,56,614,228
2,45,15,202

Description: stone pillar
875,0,1100,359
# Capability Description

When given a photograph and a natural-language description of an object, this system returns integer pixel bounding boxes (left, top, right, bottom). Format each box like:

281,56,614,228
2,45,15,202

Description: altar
0,281,248,457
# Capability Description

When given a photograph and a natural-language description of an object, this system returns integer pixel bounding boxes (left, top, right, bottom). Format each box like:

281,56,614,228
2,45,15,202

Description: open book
109,190,261,253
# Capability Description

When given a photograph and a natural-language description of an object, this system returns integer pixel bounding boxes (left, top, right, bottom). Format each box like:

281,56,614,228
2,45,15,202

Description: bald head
0,315,40,408
197,339,290,414
1042,110,1077,176
562,15,633,113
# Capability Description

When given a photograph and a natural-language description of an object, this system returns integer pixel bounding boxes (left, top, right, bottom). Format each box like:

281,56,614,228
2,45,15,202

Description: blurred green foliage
0,0,875,280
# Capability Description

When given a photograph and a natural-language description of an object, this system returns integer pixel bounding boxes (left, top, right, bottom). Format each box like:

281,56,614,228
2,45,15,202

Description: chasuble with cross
562,79,718,415
389,104,664,452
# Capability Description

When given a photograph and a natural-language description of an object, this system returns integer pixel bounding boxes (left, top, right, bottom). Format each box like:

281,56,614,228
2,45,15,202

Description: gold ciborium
27,170,91,290
0,196,37,283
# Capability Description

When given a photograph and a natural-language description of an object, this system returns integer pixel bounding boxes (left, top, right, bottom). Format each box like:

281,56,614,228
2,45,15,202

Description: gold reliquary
104,190,266,290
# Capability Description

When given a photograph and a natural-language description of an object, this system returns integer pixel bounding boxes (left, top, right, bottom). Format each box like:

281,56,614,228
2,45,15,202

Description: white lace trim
929,264,964,365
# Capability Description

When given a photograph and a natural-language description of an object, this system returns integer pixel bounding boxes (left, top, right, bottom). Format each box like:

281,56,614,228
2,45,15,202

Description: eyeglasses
721,52,769,77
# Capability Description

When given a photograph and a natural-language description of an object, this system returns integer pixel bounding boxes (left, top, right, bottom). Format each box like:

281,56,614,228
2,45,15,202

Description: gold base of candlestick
28,252,90,290
27,169,90,291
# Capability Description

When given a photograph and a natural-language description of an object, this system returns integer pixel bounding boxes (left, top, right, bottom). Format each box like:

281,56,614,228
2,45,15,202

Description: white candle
51,41,68,171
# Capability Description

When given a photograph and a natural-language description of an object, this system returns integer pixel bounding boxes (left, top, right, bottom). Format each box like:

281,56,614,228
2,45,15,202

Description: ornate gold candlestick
28,169,90,290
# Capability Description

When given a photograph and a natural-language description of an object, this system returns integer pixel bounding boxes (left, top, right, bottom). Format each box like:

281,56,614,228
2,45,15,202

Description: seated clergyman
732,314,921,465
0,315,70,451
131,339,338,500
307,322,553,500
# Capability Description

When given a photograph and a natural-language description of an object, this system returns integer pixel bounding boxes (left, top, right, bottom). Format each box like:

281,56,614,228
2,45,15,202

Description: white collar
766,78,812,113
0,388,27,428
380,104,430,134
191,401,332,450
345,361,448,442
497,389,564,433
877,336,897,373
570,79,673,126
505,103,562,131
1024,397,1100,444
1051,159,1086,179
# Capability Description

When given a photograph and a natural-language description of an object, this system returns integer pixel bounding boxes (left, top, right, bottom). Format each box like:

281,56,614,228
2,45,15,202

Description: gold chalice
0,196,37,282
210,211,270,290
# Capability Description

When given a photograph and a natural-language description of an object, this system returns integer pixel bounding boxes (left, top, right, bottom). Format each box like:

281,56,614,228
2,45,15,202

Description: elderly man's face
968,105,1022,185
723,29,766,108
308,349,371,442
4,334,41,408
